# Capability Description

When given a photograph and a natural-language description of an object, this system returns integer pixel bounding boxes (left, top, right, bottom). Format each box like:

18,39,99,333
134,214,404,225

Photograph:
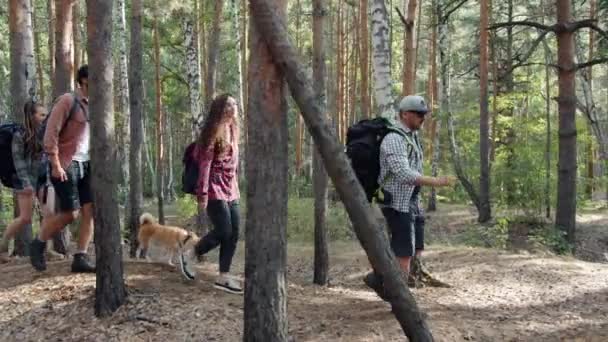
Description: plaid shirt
12,130,41,190
378,121,424,214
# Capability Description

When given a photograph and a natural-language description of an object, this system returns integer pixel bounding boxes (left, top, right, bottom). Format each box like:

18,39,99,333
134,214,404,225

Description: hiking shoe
71,253,96,273
30,239,47,271
214,275,243,295
178,253,195,280
363,272,388,301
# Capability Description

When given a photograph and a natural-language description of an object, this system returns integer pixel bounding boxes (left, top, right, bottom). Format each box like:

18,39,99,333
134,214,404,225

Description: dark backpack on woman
182,142,199,195
0,123,25,188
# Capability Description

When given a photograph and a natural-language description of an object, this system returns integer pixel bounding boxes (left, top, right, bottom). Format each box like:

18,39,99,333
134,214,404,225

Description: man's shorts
50,161,92,212
381,207,425,257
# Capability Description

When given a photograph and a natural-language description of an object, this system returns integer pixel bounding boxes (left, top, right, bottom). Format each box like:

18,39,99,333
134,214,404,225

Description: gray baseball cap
398,95,428,114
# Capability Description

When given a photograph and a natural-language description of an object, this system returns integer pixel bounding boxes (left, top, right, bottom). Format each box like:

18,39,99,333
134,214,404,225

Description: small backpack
0,123,25,188
182,142,199,195
345,117,414,202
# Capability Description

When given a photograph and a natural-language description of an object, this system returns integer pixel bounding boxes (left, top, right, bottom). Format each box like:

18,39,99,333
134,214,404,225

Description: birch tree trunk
359,0,370,118
47,0,55,95
184,12,203,138
438,0,480,211
370,0,396,119
115,0,130,186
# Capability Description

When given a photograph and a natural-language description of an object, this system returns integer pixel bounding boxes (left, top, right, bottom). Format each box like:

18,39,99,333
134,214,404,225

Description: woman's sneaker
214,275,243,294
178,253,195,280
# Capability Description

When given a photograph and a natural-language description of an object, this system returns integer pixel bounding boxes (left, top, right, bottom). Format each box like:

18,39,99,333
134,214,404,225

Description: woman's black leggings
195,200,240,273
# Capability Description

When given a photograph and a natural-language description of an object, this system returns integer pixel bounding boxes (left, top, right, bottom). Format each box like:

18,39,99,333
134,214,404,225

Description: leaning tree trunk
478,0,491,223
370,0,396,119
312,0,329,286
53,0,74,99
249,0,434,339
115,0,131,190
244,0,289,340
10,0,36,257
127,0,144,258
555,0,577,244
437,2,480,212
87,0,127,317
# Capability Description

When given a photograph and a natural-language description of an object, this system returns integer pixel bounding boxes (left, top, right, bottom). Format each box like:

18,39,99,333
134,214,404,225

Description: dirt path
1,207,607,341
1,241,607,341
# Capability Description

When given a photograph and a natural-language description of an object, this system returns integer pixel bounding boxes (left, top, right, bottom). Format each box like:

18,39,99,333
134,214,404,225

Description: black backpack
0,123,25,188
182,142,199,195
345,117,410,202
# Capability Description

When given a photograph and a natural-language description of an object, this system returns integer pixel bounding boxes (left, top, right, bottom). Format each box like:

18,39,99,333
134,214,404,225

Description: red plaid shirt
194,123,240,207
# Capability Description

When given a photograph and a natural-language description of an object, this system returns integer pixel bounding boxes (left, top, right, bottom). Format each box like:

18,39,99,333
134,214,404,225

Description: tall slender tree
478,0,491,222
127,0,144,257
312,0,329,286
244,0,289,339
87,0,127,317
53,0,74,99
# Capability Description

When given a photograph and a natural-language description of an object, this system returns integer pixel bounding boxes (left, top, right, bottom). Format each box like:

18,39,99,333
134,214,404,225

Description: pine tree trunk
478,0,491,223
231,0,245,115
47,0,55,95
127,0,144,258
248,1,434,339
184,12,203,138
403,0,417,95
153,5,165,225
359,0,370,118
10,0,36,257
244,0,289,339
555,0,577,244
115,0,131,188
33,5,45,104
87,0,127,317
72,0,80,82
426,0,439,212
544,61,551,216
53,0,74,99
205,0,224,104
312,0,329,286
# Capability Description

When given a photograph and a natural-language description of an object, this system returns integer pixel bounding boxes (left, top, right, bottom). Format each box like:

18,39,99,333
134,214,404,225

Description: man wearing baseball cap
364,95,455,299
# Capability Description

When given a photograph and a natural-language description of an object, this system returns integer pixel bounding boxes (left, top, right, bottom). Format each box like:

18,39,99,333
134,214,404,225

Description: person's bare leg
39,211,78,241
76,203,94,253
3,192,34,242
397,256,412,275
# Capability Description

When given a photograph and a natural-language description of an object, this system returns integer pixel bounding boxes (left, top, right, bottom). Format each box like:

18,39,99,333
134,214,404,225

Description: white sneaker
178,253,195,280
214,275,243,294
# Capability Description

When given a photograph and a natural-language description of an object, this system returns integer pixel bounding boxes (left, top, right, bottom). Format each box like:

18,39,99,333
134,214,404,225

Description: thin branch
569,20,608,41
576,57,608,70
443,0,469,21
395,7,411,28
489,20,552,31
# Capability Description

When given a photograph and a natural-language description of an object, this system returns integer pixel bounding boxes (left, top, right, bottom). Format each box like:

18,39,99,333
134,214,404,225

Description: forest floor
1,204,607,341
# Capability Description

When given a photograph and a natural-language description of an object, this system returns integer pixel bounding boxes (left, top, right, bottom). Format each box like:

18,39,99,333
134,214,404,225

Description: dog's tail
139,212,156,225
